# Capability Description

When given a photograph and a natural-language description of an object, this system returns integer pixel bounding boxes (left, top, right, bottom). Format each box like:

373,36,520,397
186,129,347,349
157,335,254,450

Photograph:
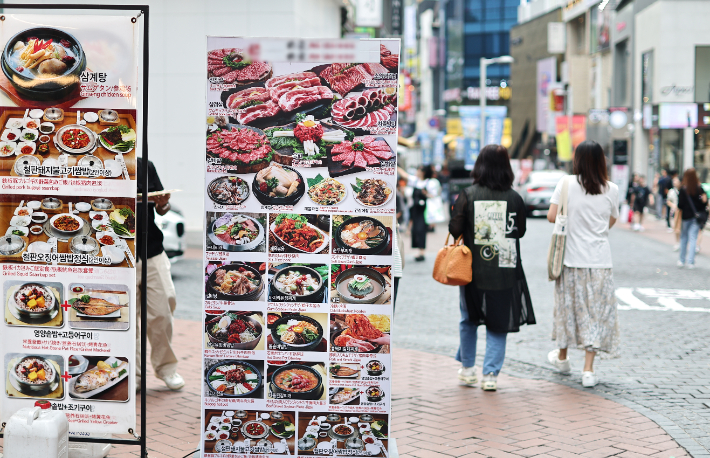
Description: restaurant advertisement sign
0,14,141,433
202,37,399,457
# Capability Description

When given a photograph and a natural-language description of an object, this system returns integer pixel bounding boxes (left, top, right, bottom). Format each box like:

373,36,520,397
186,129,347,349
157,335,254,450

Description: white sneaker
161,372,185,391
677,261,685,268
632,224,640,231
637,225,645,232
673,244,680,252
457,366,478,386
547,349,571,374
481,373,497,391
582,371,598,387
667,227,674,233
686,264,695,270
696,246,701,253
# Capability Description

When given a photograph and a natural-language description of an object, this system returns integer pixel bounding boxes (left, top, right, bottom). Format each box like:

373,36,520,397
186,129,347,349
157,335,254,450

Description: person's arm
609,216,617,228
448,191,468,238
609,184,620,229
648,189,655,207
515,194,527,238
151,193,171,216
547,204,558,223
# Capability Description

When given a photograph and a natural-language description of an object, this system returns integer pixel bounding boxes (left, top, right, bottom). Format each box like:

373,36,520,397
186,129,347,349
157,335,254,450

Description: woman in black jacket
449,145,535,391
677,168,708,268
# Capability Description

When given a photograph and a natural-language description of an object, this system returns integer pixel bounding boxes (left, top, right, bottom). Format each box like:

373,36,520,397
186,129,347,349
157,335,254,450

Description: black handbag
685,189,709,229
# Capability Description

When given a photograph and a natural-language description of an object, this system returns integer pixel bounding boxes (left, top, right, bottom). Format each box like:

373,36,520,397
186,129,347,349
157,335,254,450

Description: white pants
136,251,178,379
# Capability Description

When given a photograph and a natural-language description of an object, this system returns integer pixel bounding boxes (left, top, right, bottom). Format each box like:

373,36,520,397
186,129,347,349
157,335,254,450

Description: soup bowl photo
270,363,323,400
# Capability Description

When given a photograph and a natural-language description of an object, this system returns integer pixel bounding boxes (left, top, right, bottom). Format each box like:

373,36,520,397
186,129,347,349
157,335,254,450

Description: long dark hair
573,141,608,195
420,164,434,180
682,168,700,196
471,144,514,191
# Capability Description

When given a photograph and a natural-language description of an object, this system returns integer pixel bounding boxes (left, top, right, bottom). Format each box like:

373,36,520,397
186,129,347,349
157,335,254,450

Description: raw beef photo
319,63,389,96
331,88,397,129
225,87,272,110
236,101,282,125
208,48,272,84
330,136,393,169
206,126,273,168
380,44,399,72
278,86,334,112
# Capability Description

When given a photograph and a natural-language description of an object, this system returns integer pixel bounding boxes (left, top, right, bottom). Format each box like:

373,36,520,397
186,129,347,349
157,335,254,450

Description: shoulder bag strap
557,176,570,217
684,188,701,217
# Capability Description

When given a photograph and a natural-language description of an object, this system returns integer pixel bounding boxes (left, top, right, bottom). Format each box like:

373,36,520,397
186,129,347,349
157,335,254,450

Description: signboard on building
547,23,566,54
203,37,399,458
659,103,698,128
536,57,557,133
555,115,586,161
0,13,140,434
355,0,384,27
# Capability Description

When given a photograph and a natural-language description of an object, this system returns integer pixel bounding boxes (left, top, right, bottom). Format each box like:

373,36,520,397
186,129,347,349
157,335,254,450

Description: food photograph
330,265,392,305
4,353,64,399
203,358,264,399
0,107,136,180
267,263,329,303
67,356,130,402
266,312,328,352
205,262,266,302
297,412,389,456
267,361,327,401
331,215,393,256
269,213,330,255
205,212,266,252
0,194,135,266
3,279,63,327
67,283,130,331
328,363,361,380
204,311,264,351
202,408,296,455
206,174,250,207
330,314,391,354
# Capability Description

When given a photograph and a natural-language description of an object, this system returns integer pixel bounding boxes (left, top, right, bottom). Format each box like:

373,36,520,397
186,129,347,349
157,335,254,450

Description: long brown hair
471,144,514,191
682,168,700,196
573,141,608,195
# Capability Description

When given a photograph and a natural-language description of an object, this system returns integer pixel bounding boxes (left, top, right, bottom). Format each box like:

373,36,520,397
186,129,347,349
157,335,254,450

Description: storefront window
660,129,682,173
695,130,710,182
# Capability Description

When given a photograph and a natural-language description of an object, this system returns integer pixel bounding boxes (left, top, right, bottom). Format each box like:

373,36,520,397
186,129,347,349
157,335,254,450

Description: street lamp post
479,55,514,149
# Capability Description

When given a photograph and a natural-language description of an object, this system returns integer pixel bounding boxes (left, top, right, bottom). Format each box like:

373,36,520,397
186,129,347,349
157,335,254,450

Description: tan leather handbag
547,177,569,281
433,234,473,286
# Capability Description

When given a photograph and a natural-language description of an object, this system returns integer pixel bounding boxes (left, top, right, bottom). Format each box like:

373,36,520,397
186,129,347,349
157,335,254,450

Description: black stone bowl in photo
268,265,325,304
334,216,390,255
251,164,305,206
204,360,262,398
365,360,385,377
205,313,263,350
334,267,387,304
2,27,86,100
270,363,323,400
269,314,324,352
206,263,264,301
366,386,384,402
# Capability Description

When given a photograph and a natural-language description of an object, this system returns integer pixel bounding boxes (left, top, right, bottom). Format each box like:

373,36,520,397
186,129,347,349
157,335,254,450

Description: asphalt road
169,218,710,455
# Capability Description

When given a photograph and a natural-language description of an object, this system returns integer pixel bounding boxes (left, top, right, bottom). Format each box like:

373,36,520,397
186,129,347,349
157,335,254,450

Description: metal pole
480,57,486,149
140,6,150,458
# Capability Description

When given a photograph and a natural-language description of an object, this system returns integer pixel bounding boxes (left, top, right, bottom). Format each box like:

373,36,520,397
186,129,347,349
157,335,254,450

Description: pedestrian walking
676,168,708,269
448,144,535,391
657,169,672,225
547,141,620,388
398,165,439,261
667,175,682,247
136,157,184,391
630,175,653,231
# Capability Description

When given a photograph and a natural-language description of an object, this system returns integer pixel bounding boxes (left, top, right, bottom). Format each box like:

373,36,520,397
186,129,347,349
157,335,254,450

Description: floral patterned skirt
552,267,620,356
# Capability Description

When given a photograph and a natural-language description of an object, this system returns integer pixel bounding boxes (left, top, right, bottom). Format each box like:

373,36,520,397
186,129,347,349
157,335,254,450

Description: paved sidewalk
102,319,690,457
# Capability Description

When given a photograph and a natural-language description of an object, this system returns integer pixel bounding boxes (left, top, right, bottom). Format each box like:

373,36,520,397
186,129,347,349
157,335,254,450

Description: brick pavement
100,319,690,457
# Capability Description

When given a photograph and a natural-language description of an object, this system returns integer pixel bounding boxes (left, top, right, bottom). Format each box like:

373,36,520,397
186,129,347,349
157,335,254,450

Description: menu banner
201,37,399,457
0,14,140,433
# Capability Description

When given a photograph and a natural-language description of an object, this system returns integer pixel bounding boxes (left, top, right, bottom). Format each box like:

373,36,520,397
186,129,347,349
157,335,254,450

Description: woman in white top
546,141,620,388
398,165,440,261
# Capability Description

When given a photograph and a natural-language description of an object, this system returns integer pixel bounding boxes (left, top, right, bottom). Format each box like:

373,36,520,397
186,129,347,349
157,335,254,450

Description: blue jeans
679,218,700,265
455,287,508,375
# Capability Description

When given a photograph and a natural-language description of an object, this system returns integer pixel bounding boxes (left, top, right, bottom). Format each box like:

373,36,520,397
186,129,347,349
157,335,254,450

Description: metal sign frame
0,4,150,457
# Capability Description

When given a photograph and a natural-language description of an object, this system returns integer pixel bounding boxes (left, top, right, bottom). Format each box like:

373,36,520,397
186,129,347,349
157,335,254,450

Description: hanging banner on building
536,57,557,133
555,115,586,161
0,13,140,433
202,37,399,457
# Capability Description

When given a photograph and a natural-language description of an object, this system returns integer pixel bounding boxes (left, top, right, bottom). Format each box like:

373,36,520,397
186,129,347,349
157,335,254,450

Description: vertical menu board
202,37,399,457
0,15,141,432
